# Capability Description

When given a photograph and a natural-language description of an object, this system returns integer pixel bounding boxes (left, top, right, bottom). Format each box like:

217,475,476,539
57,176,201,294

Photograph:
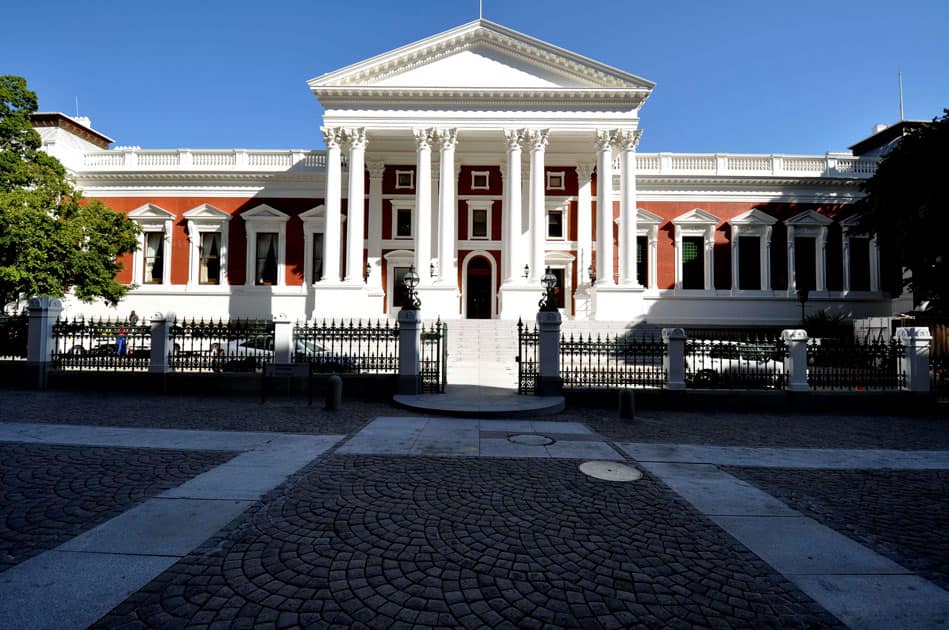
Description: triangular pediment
309,20,653,93
786,210,833,226
730,209,778,226
243,204,289,222
128,203,174,221
636,208,663,225
183,203,231,222
672,208,720,225
299,205,325,221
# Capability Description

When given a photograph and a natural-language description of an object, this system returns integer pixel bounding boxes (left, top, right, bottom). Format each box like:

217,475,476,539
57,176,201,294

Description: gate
516,318,539,394
420,318,447,393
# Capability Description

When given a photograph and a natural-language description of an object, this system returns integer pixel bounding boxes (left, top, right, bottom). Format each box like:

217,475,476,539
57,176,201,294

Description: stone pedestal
149,313,174,373
662,328,686,390
536,310,562,396
896,327,932,392
781,329,810,392
272,314,293,365
26,297,63,389
398,309,422,394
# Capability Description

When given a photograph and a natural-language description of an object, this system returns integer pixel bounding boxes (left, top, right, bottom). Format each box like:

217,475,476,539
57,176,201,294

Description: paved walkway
0,410,947,628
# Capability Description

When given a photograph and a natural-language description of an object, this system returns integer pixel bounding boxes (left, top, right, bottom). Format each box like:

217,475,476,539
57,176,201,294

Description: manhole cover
579,461,642,482
508,433,555,446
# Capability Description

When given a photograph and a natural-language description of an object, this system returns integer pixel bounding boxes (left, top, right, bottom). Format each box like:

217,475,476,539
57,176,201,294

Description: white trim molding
242,204,290,287
840,215,880,294
128,203,175,287
300,205,326,286
466,199,492,240
183,203,231,287
672,208,719,292
729,208,777,294
460,250,498,319
636,208,662,290
786,209,832,296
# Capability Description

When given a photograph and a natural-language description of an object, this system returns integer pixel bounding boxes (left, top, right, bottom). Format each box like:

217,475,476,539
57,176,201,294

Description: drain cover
508,433,555,446
579,461,642,482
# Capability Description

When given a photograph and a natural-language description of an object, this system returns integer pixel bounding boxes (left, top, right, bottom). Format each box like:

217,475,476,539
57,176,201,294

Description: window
547,209,565,239
849,237,871,291
312,233,324,281
471,171,490,190
636,235,648,287
472,208,488,239
392,266,411,308
143,232,164,284
547,171,565,191
681,236,704,290
395,206,413,238
551,267,566,308
255,232,278,285
738,236,761,290
794,236,817,291
199,232,221,284
395,170,414,189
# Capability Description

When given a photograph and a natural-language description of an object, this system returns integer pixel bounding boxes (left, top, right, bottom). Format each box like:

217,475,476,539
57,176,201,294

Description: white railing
82,149,326,171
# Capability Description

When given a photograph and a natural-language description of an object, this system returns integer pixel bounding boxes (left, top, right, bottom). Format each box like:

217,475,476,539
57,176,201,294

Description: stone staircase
443,319,521,388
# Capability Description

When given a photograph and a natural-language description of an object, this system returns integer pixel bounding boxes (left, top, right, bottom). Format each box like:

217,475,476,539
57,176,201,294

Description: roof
30,113,113,149
848,120,925,156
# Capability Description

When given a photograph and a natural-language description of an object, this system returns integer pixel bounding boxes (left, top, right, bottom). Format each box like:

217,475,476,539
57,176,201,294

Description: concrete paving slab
0,550,177,630
640,462,797,516
60,497,253,556
480,438,549,458
792,574,949,630
529,421,593,435
545,441,623,460
620,442,949,469
710,515,908,576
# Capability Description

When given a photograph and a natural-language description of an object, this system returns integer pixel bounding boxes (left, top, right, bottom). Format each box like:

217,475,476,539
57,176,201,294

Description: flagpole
898,71,904,121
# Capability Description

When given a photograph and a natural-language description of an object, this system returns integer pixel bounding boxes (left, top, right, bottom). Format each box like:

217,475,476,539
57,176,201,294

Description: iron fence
169,318,274,372
685,334,788,389
560,332,666,389
420,319,446,393
0,313,28,360
295,319,399,374
933,358,949,400
51,316,151,371
516,318,539,394
807,337,905,390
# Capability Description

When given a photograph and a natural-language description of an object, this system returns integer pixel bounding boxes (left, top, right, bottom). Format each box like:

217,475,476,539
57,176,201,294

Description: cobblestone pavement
727,467,949,591
2,387,947,450
95,456,841,629
0,442,234,573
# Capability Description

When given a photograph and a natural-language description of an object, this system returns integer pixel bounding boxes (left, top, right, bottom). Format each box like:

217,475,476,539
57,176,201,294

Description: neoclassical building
35,19,895,325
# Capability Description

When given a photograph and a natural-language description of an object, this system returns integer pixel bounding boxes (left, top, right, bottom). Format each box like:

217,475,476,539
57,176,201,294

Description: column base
499,283,541,321
591,285,646,321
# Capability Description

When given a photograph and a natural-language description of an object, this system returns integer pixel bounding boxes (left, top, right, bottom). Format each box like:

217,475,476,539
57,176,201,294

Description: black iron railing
296,319,399,374
0,313,28,360
170,318,274,372
685,334,788,389
516,318,539,394
807,337,905,390
51,317,151,371
420,318,446,393
560,332,666,389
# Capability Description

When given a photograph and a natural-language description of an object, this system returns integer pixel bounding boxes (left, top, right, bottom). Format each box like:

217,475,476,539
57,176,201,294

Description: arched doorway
465,255,493,319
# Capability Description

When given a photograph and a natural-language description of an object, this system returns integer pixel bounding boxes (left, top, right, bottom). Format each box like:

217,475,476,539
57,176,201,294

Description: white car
686,341,785,389
210,335,355,372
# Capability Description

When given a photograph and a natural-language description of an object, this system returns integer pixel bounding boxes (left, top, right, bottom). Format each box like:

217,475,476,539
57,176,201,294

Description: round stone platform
393,385,564,418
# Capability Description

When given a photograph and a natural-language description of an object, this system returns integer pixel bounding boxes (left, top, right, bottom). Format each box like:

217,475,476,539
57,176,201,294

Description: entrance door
466,256,492,319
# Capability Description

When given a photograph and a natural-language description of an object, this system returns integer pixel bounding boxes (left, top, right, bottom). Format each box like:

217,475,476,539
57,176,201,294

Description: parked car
210,335,355,373
686,341,785,389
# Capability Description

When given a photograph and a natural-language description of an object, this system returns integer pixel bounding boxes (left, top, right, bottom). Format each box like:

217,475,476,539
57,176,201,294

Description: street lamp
522,264,530,279
538,266,558,312
797,287,810,324
403,265,421,310
363,262,371,283
588,263,596,285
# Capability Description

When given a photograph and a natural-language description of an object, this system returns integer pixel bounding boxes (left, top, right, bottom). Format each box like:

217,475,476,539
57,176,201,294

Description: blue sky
5,1,947,154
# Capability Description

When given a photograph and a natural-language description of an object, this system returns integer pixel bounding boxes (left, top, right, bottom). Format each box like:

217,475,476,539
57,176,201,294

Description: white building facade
36,20,893,326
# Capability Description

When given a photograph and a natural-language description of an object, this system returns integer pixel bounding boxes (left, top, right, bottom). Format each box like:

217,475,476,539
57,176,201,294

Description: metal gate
516,318,538,394
420,318,447,393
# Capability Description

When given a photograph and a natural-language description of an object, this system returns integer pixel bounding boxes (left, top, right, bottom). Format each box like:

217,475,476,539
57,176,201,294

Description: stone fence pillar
26,297,63,389
397,309,421,394
273,314,293,365
149,313,174,373
781,329,810,392
896,327,932,392
536,310,562,396
662,328,686,390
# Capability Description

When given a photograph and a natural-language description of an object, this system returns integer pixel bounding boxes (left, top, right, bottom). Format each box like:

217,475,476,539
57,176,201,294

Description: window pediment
128,203,175,221
636,208,663,225
730,208,777,226
243,204,290,223
672,208,720,226
786,209,833,227
184,203,231,223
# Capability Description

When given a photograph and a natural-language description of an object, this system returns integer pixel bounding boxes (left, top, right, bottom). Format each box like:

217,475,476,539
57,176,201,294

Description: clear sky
5,1,947,154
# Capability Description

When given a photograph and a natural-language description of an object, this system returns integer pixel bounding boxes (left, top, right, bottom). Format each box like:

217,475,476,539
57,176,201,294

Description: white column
528,129,549,282
870,237,881,292
731,225,741,291
842,233,852,292
762,227,773,291
595,130,615,286
648,225,659,290
503,129,524,284
344,128,366,284
704,225,716,291
366,160,384,292
320,127,342,282
816,229,828,292
617,129,642,286
436,129,457,285
414,129,433,284
576,161,594,287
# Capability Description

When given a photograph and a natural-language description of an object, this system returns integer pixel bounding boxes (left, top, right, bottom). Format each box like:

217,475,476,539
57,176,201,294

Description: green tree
0,75,139,312
853,110,949,312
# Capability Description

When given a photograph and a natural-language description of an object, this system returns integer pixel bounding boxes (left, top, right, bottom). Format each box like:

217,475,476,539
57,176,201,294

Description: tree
853,110,949,313
0,76,139,312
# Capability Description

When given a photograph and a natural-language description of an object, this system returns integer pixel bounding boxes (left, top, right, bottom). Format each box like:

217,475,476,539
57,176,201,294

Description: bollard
619,389,635,422
325,374,343,411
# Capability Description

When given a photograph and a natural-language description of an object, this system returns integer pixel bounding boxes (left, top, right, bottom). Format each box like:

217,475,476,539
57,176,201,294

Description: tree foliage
0,75,139,312
853,111,949,312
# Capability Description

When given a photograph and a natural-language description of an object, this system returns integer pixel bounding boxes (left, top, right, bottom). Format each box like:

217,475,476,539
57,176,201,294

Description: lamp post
538,266,558,312
363,262,371,283
797,287,810,324
587,264,596,286
522,264,530,280
403,265,421,310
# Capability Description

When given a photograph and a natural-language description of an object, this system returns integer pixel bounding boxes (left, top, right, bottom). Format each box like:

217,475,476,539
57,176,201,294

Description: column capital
525,129,550,151
594,129,614,152
504,128,525,150
614,129,643,151
321,126,343,149
576,161,595,182
413,128,435,149
434,128,458,151
366,159,385,180
342,127,368,151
